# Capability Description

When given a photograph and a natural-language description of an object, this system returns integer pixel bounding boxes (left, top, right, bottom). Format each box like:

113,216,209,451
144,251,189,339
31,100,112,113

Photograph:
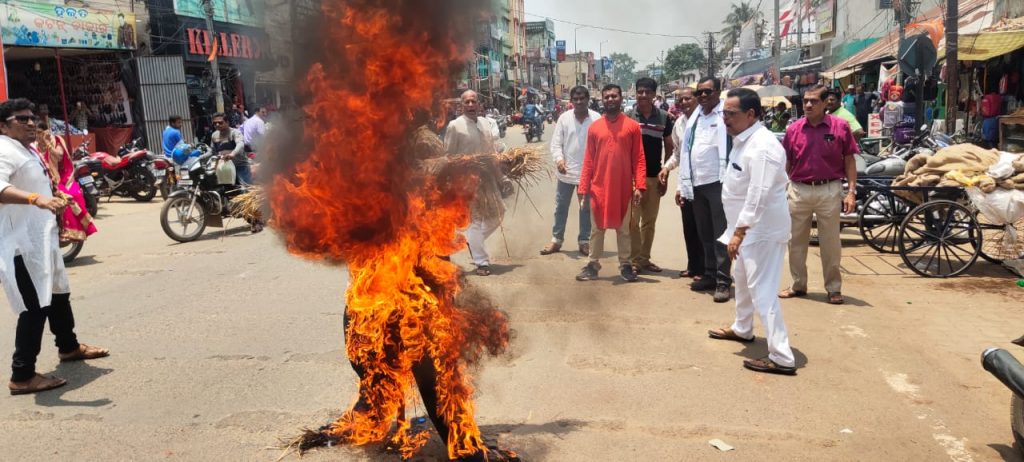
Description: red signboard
186,27,268,60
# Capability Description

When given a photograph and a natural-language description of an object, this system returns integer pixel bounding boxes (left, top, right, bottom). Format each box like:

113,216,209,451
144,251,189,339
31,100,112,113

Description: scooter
981,336,1024,455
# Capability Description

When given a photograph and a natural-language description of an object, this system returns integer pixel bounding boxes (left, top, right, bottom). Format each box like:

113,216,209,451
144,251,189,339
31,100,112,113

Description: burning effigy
266,0,522,460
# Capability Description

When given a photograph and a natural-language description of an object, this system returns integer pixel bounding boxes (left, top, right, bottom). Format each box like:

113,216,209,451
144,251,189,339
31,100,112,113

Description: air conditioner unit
878,0,893,8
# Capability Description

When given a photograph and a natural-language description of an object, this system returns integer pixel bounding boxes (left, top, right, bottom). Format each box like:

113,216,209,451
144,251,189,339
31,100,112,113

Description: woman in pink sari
32,123,97,241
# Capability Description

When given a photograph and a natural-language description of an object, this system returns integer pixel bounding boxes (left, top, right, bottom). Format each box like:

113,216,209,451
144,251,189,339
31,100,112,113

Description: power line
523,11,702,40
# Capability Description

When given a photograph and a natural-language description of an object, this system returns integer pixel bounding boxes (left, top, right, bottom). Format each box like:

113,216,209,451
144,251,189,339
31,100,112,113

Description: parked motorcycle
71,142,100,217
80,138,159,202
160,147,254,243
149,153,176,200
981,336,1024,454
857,125,951,177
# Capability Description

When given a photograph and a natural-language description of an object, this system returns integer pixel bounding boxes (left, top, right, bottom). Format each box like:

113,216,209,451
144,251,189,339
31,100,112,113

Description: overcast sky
523,0,777,67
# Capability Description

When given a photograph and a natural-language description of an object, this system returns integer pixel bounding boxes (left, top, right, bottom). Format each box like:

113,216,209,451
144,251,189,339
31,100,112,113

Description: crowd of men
445,76,861,375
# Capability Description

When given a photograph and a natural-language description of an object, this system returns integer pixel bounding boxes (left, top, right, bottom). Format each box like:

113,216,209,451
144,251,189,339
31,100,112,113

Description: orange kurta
577,115,646,230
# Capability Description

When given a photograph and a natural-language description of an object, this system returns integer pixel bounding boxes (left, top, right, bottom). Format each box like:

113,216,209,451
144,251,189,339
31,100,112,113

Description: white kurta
717,123,795,368
550,109,600,185
0,135,70,314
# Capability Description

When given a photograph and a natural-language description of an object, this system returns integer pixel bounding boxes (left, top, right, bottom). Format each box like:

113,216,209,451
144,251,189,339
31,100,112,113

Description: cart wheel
977,214,1024,265
897,200,981,278
858,191,912,253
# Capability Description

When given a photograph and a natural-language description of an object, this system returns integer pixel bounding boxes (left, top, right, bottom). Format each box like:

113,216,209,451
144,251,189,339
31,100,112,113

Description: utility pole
944,0,958,132
706,32,715,77
773,0,781,85
796,0,803,49
202,0,224,113
896,0,907,85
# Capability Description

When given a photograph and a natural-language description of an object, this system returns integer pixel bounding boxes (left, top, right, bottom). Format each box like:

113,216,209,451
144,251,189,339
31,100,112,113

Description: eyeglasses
695,89,716,97
213,121,225,126
722,109,741,118
6,115,38,124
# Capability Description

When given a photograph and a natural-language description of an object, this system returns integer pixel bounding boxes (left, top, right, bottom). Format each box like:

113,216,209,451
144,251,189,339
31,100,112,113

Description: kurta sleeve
550,117,565,163
443,122,457,155
632,125,646,191
664,118,683,171
737,142,785,230
0,151,22,194
578,127,597,196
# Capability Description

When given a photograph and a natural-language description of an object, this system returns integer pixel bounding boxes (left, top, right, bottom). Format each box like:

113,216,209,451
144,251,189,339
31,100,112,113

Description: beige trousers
629,177,663,266
788,181,843,293
590,202,632,267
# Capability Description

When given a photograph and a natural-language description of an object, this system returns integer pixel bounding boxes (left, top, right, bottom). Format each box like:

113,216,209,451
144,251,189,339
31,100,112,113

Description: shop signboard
816,0,836,38
0,1,136,50
173,0,264,28
556,40,566,62
179,18,271,67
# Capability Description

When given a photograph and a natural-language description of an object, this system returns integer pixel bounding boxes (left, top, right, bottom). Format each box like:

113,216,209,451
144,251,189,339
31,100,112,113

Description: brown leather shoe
540,242,561,255
578,243,590,257
59,344,110,362
9,374,67,395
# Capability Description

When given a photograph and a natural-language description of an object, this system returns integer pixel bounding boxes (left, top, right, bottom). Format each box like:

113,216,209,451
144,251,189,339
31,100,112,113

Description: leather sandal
743,357,797,375
708,327,755,343
58,344,110,362
9,374,67,395
827,292,845,305
475,266,492,276
778,288,807,299
540,242,561,255
642,262,663,273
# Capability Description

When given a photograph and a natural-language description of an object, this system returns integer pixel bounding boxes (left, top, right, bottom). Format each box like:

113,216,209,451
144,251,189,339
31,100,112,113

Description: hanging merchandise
1000,73,1009,95
982,93,1002,118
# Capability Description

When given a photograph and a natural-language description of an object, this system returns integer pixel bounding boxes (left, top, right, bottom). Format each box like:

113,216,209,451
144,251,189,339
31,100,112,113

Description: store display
6,58,132,130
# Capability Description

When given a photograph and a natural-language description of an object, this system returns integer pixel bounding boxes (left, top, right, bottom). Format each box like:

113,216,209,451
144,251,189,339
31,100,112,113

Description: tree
662,43,706,82
719,1,762,60
607,52,638,90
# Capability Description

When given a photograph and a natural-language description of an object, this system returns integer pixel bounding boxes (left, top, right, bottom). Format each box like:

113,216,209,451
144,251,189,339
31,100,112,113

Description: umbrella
740,85,790,108
757,85,798,98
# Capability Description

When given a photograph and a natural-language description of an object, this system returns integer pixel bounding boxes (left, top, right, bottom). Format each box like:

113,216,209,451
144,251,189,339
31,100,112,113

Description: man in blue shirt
523,98,542,134
161,115,183,157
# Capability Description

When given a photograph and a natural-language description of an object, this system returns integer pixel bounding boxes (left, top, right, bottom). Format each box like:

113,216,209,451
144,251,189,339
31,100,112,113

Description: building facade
525,20,558,93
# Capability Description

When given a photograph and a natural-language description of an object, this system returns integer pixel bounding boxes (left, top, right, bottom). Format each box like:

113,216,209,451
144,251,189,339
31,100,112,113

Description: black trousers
680,202,705,275
11,256,79,382
690,182,732,285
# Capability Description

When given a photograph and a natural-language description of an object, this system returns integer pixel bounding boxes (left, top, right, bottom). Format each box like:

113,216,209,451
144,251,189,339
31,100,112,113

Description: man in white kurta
0,99,108,395
443,90,502,276
707,89,796,375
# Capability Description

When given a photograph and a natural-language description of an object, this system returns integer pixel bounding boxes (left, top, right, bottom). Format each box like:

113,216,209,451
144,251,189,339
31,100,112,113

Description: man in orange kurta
576,84,646,282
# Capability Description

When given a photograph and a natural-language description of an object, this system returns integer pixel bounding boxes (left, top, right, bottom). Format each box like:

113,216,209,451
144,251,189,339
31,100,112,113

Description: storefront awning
956,31,1024,61
781,57,822,72
823,67,858,80
825,0,993,75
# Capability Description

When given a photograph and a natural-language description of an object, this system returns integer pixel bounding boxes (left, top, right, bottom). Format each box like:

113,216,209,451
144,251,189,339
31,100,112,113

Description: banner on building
556,40,566,62
0,1,137,50
816,0,836,38
174,0,264,28
179,18,271,66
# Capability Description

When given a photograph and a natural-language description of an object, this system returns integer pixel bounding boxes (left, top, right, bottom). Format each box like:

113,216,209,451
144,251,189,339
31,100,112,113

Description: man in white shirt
707,88,796,375
666,77,733,303
444,90,502,276
540,86,600,257
0,99,109,395
241,106,267,151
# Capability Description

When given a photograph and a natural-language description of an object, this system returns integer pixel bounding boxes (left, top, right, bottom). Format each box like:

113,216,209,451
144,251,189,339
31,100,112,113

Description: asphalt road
0,124,1022,461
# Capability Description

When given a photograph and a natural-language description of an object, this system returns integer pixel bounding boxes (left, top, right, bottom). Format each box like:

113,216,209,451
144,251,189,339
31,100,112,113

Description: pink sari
34,137,97,241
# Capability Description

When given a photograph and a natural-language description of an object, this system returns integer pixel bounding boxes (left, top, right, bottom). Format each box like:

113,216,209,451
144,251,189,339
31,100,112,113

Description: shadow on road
988,443,1024,462
34,362,114,408
65,255,101,268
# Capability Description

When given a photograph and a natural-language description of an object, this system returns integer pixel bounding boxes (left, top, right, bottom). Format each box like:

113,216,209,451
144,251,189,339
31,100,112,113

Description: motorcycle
486,113,507,139
70,142,100,217
149,153,176,200
160,146,255,243
524,117,543,143
79,138,159,202
857,125,951,177
981,336,1024,455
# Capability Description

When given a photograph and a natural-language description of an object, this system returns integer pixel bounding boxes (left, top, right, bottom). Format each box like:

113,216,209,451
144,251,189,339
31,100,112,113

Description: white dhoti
466,215,501,266
729,240,795,368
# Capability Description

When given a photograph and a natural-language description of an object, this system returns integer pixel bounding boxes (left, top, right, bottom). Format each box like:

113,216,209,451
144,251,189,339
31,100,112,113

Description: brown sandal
642,262,663,273
59,344,110,362
778,289,807,299
743,357,797,375
708,327,755,343
827,292,845,305
9,374,67,395
475,266,492,276
540,242,561,255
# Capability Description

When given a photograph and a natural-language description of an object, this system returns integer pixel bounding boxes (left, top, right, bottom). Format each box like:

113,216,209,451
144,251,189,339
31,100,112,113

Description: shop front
0,0,139,153
146,0,271,142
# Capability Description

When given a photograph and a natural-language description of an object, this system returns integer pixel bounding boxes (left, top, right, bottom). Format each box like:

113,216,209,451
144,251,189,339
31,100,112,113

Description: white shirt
0,136,70,314
669,101,731,200
444,115,496,156
717,122,791,245
550,109,600,185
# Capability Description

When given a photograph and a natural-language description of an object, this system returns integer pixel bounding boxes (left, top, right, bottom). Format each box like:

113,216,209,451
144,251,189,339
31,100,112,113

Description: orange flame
268,0,507,459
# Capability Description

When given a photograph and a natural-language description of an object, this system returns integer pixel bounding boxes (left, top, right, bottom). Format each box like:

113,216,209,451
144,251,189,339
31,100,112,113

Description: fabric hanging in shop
0,45,6,102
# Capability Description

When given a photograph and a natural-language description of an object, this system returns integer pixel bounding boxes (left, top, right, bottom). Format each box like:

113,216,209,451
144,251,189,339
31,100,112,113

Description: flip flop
475,266,492,276
778,289,807,299
9,374,67,395
827,292,845,305
708,327,755,343
59,344,110,362
743,357,797,375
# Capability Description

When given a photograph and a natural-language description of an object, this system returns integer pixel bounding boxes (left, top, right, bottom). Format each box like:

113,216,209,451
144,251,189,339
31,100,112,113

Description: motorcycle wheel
1013,394,1024,452
84,192,99,217
130,168,158,202
161,195,207,243
61,240,83,264
159,181,169,201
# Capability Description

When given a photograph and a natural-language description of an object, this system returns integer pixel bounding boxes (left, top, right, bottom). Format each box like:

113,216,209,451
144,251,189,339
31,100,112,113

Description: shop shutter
137,56,194,154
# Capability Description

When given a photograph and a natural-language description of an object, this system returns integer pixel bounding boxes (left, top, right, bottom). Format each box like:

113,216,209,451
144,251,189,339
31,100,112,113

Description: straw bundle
230,186,266,222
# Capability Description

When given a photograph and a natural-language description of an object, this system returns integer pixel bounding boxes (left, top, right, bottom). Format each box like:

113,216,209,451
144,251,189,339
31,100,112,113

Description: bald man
444,90,503,276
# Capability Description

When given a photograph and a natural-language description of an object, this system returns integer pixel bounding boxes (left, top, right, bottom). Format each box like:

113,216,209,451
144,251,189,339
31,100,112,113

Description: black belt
796,179,839,186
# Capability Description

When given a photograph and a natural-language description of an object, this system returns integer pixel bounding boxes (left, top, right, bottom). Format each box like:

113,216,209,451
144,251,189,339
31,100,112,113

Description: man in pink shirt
576,84,645,283
780,85,859,305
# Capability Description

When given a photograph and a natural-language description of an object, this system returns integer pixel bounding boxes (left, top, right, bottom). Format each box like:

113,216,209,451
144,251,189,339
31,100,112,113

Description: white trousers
466,216,501,266
730,240,796,367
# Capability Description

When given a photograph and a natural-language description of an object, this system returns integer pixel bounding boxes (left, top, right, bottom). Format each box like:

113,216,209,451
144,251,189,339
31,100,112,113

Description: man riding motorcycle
523,98,543,135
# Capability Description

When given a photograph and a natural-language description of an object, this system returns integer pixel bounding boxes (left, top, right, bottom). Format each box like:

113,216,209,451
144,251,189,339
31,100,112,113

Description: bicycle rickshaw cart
856,180,1024,278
